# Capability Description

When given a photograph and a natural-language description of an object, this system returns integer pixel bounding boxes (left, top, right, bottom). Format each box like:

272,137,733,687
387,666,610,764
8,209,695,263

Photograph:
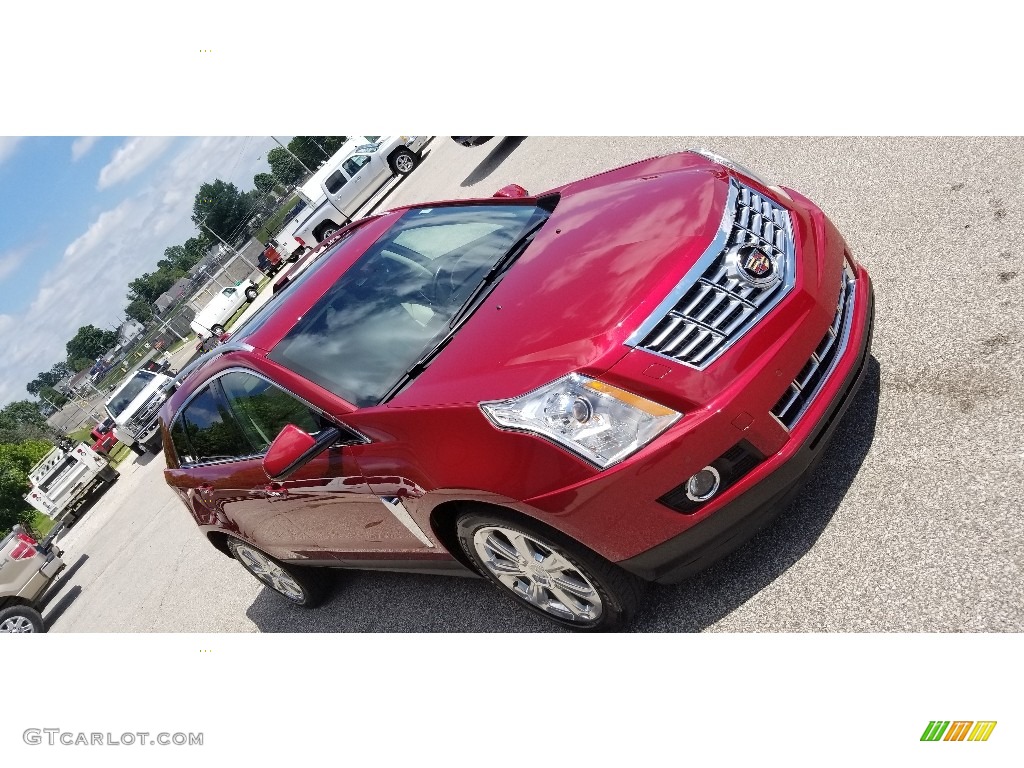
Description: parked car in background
258,243,284,276
106,369,175,455
159,150,874,631
89,419,119,454
0,526,65,633
24,439,119,525
452,136,493,147
195,332,229,354
291,136,430,248
189,281,259,337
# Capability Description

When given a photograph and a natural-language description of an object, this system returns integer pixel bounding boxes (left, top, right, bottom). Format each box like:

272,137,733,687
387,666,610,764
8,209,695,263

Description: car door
341,153,386,211
324,165,359,219
165,370,429,562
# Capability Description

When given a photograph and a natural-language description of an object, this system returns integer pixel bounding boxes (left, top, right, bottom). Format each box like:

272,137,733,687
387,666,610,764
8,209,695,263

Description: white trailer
24,441,119,526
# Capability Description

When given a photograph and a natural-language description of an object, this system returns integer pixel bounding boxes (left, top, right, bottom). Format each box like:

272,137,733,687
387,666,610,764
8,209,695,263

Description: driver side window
171,383,252,465
342,155,371,176
218,371,321,453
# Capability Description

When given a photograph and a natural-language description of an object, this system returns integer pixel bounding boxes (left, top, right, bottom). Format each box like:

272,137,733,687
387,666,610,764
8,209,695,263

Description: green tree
26,361,74,397
192,180,262,246
0,439,53,535
38,386,69,408
65,325,118,366
0,400,52,444
125,298,155,324
266,147,305,187
288,136,350,171
128,271,178,305
253,172,283,195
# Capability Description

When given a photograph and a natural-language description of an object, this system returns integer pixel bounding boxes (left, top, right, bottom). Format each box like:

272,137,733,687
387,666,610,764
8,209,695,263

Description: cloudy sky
0,136,289,406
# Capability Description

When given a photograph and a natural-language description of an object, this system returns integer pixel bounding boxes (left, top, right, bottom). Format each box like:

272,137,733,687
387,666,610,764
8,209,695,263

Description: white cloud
97,136,174,190
71,136,100,162
0,246,30,281
0,136,277,407
0,137,23,166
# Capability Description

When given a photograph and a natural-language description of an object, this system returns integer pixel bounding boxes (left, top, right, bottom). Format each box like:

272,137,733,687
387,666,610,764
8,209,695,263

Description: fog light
685,466,721,502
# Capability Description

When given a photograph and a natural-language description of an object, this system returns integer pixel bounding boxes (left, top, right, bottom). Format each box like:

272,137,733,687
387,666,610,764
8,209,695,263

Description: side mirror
493,184,529,199
263,424,342,481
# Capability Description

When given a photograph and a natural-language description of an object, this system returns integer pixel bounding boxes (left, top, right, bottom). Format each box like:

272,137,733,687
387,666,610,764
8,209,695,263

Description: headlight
480,374,681,468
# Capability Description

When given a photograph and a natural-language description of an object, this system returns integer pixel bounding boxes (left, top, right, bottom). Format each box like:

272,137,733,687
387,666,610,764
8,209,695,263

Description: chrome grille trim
126,393,165,433
626,179,796,369
771,263,857,430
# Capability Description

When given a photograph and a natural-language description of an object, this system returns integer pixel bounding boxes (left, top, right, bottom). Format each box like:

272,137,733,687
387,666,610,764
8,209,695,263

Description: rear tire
0,605,45,633
210,324,225,335
389,148,418,175
244,285,259,301
455,509,644,631
227,539,328,608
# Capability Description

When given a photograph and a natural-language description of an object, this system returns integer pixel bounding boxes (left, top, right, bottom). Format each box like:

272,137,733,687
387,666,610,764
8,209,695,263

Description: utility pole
200,219,257,271
153,312,187,342
271,136,314,174
307,137,329,160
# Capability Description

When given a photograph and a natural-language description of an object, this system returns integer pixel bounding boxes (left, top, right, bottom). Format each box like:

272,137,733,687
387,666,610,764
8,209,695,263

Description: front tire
227,539,328,608
129,442,147,456
390,148,418,175
455,510,643,631
0,605,45,633
210,323,225,335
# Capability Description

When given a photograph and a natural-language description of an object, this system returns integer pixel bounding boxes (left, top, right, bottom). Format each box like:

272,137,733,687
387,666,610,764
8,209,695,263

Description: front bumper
618,282,875,583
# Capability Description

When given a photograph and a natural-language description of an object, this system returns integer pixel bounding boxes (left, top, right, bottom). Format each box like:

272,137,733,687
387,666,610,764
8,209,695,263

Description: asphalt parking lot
44,136,1024,632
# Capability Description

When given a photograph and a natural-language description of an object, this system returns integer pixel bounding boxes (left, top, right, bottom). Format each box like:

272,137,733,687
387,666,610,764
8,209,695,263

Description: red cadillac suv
159,150,874,630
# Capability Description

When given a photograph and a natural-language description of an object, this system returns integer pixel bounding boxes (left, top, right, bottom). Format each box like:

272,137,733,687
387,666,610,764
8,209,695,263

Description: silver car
0,525,65,632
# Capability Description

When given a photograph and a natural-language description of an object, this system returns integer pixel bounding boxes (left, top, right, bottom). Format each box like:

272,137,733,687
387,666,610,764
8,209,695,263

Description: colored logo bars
920,721,997,742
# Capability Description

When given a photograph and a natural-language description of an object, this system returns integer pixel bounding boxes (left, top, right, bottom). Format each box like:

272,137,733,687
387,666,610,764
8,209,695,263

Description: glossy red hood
390,155,732,407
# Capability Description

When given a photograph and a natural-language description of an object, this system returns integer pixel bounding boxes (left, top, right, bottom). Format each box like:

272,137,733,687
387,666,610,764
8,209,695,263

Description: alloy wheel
232,543,306,603
472,526,604,623
395,154,414,173
0,615,36,633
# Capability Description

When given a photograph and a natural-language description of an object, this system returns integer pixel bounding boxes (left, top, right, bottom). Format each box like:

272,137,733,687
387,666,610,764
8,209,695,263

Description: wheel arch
312,221,341,242
429,499,573,573
388,146,418,169
0,596,34,611
206,530,234,559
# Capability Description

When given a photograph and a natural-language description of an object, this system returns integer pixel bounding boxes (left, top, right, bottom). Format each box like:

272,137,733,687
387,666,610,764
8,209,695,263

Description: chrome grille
627,179,796,369
772,262,857,429
126,393,165,433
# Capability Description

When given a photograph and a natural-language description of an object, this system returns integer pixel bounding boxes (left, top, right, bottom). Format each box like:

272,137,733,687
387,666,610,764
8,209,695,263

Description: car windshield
268,204,549,407
106,371,157,417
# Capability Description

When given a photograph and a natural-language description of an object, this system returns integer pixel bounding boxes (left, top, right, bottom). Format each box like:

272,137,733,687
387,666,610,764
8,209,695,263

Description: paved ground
45,136,1024,632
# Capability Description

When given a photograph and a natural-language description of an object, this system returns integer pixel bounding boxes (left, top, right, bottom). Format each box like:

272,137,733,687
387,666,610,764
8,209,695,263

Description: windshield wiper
447,217,548,331
379,217,549,403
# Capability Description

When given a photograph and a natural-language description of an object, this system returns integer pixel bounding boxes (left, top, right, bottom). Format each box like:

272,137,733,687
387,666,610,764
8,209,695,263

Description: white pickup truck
291,136,429,248
23,440,119,527
105,369,174,455
269,138,374,258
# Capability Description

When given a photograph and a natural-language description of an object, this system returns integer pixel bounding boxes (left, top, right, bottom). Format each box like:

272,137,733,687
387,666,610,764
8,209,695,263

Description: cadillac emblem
730,244,780,288
743,250,772,278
